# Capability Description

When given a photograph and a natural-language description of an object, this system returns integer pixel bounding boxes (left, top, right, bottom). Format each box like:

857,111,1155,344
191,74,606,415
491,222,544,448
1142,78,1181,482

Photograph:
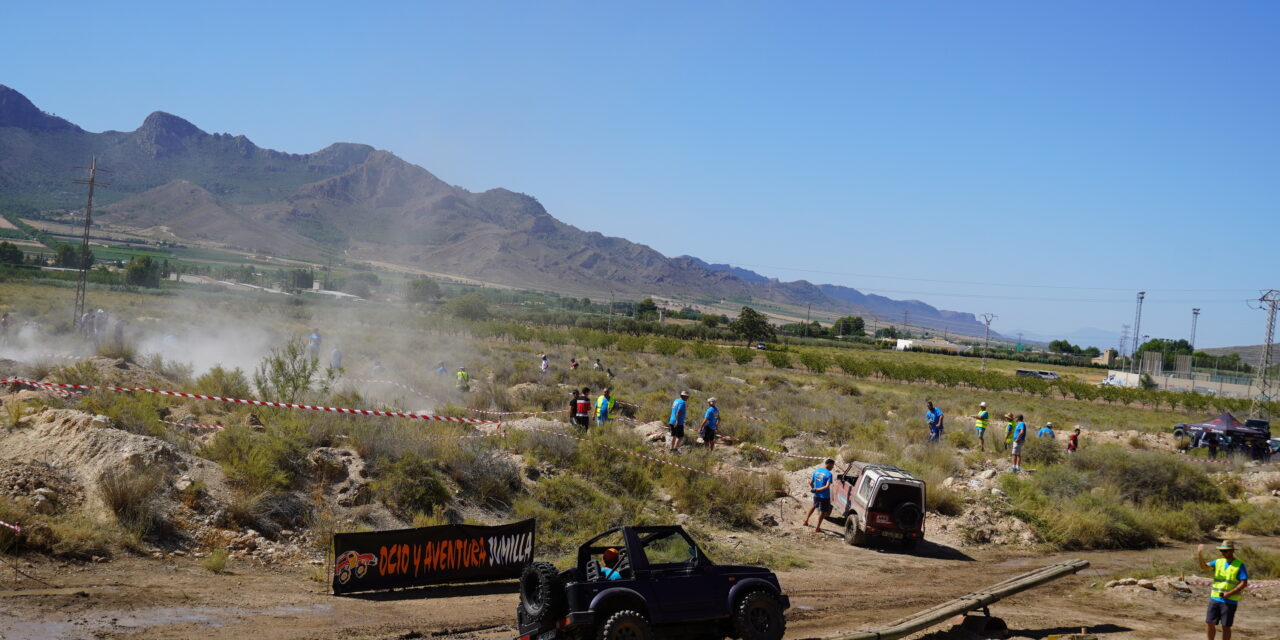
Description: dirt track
3,530,1278,640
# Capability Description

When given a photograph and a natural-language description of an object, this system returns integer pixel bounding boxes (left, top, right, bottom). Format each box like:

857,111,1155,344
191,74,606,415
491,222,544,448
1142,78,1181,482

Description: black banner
331,519,535,595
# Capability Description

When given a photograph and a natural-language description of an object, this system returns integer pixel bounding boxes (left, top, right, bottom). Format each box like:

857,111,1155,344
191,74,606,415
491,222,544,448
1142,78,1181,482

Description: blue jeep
515,525,789,640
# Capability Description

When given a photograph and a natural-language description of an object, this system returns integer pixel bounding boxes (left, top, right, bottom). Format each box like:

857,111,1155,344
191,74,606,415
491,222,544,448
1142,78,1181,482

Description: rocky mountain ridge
0,84,987,335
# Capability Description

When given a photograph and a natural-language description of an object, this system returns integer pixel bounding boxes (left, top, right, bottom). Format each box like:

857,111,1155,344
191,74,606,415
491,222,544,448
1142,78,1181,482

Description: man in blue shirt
1037,422,1056,439
700,398,720,451
1011,414,1027,473
802,459,836,534
926,401,944,443
668,391,689,452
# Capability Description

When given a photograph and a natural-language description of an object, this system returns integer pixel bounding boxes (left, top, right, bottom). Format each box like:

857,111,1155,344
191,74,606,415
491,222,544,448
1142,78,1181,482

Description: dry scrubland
1,280,1279,628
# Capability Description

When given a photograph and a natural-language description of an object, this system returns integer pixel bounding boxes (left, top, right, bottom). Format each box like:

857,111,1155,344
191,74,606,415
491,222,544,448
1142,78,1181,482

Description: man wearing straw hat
1197,540,1249,640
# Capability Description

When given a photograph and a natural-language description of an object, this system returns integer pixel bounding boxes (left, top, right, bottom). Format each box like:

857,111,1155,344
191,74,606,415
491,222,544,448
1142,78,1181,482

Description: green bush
99,468,165,539
191,365,253,399
729,347,755,365
201,547,229,573
617,336,648,353
1069,445,1220,506
1022,436,1064,466
764,351,791,369
651,338,682,356
797,351,828,373
371,453,451,518
1238,545,1280,579
202,426,302,492
77,391,170,438
252,337,335,402
689,343,720,360
1238,504,1280,535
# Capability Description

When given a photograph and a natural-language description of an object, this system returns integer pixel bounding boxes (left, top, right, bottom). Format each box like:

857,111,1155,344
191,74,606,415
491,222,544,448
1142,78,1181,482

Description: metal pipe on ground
816,559,1090,640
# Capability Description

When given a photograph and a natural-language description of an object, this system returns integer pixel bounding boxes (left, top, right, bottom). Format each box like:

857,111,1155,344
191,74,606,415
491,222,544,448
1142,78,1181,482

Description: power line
1249,290,1279,419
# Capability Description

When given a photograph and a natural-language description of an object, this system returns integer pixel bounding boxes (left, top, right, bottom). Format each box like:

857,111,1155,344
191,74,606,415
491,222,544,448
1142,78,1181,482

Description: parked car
514,525,789,640
1173,413,1272,460
830,461,926,549
1015,369,1060,380
754,342,768,350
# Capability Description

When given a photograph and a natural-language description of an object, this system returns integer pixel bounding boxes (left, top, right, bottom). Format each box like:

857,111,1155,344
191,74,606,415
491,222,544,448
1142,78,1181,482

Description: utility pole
902,310,909,337
72,157,110,325
607,290,615,333
1190,308,1201,354
980,313,997,372
1249,290,1279,418
1130,291,1146,374
804,303,811,338
1119,324,1130,369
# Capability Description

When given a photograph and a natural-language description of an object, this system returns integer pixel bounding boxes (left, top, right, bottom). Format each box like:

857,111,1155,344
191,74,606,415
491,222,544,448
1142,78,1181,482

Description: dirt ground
2,527,1277,640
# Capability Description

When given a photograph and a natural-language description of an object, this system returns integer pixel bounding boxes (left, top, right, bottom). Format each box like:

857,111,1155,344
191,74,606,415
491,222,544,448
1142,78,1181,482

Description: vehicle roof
849,461,924,484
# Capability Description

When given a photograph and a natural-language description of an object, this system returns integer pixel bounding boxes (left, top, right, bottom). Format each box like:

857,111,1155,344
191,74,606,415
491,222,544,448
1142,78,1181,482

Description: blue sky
4,1,1276,348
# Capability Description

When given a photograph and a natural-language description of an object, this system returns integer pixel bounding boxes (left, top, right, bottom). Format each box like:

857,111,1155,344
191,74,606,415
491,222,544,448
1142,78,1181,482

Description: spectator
801,458,836,534
1002,412,1015,452
330,346,342,370
595,387,615,426
700,398,720,450
592,358,603,371
1067,427,1081,454
371,359,385,376
539,353,549,375
600,548,623,580
971,401,989,452
1037,422,1056,439
1011,414,1027,473
569,389,581,424
1197,541,1248,640
456,367,470,392
925,401,944,443
1206,432,1220,460
668,391,689,452
308,328,322,360
569,358,579,370
574,387,591,430
435,362,447,375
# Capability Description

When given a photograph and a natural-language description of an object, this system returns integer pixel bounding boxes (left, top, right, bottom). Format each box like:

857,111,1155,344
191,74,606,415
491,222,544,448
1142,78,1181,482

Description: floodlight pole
72,157,110,325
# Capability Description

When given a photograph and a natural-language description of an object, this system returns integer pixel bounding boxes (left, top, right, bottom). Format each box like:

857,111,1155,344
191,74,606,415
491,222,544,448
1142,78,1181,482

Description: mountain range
0,84,991,336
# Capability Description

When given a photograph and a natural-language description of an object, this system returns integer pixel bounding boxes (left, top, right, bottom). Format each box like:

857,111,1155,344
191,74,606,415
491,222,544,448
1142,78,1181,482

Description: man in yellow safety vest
456,367,470,392
971,401,989,452
1197,540,1249,640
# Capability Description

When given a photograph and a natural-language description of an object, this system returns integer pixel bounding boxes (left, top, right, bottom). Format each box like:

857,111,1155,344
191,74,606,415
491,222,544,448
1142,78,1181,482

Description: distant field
0,216,17,231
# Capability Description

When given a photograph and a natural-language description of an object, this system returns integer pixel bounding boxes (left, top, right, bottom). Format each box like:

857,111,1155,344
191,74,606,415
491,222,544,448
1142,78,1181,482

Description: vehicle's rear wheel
732,591,786,640
597,610,652,640
520,562,566,626
843,518,868,546
1173,428,1187,440
900,537,918,551
894,502,922,532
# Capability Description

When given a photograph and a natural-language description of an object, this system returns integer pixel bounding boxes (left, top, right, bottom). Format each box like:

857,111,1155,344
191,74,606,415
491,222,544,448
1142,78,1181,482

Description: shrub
201,548,229,573
651,338,682,356
1238,504,1280,535
764,351,791,369
76,391,170,438
617,336,648,353
191,366,253,399
928,485,965,516
99,468,164,539
797,351,828,374
729,347,755,365
202,427,302,492
1069,445,1220,506
371,453,452,518
449,444,522,509
1022,436,1064,466
252,337,334,403
690,343,719,360
946,430,976,450
1238,545,1280,578
1043,490,1158,550
1220,479,1245,499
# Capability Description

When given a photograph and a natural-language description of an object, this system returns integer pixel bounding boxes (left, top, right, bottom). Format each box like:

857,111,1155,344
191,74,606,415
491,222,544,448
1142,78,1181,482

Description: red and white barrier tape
515,424,783,496
162,419,226,431
1181,577,1280,590
0,379,499,425
0,519,19,536
466,408,561,417
747,444,828,460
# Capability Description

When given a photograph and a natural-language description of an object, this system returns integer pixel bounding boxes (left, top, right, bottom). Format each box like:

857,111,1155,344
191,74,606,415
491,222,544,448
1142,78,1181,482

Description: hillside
1202,343,1279,365
0,84,988,335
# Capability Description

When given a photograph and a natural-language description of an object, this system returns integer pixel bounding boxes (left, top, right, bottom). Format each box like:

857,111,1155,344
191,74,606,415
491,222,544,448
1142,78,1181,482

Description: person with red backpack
574,387,592,430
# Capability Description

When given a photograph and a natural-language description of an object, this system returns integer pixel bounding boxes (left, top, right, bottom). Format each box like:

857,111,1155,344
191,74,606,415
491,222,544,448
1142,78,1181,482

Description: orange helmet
602,548,619,562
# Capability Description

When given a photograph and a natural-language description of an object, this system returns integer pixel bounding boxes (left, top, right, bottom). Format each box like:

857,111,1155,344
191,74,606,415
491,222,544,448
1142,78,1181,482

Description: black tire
517,603,528,627
1173,428,1187,440
597,610,652,640
894,502,922,531
520,562,566,625
899,537,918,551
843,517,868,546
732,591,786,640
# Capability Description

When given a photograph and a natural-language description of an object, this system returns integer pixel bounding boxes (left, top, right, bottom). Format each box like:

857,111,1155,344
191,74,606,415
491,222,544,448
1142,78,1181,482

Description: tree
700,314,720,328
875,326,900,339
406,278,441,303
635,297,659,321
729,306,773,343
124,255,161,288
285,269,314,291
54,243,79,268
443,292,489,321
832,316,865,337
0,241,23,265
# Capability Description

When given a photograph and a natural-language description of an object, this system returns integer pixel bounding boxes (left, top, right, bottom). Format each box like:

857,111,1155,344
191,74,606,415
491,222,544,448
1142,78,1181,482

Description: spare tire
1173,428,1187,441
520,562,566,625
894,502,922,531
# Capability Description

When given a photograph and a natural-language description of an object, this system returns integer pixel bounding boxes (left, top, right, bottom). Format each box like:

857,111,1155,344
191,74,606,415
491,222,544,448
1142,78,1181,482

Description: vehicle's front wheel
732,591,786,640
597,610,652,640
843,518,868,546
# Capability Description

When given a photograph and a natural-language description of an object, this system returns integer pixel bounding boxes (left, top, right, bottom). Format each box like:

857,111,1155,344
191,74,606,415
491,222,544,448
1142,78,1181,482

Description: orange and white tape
1182,576,1280,590
0,519,19,536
